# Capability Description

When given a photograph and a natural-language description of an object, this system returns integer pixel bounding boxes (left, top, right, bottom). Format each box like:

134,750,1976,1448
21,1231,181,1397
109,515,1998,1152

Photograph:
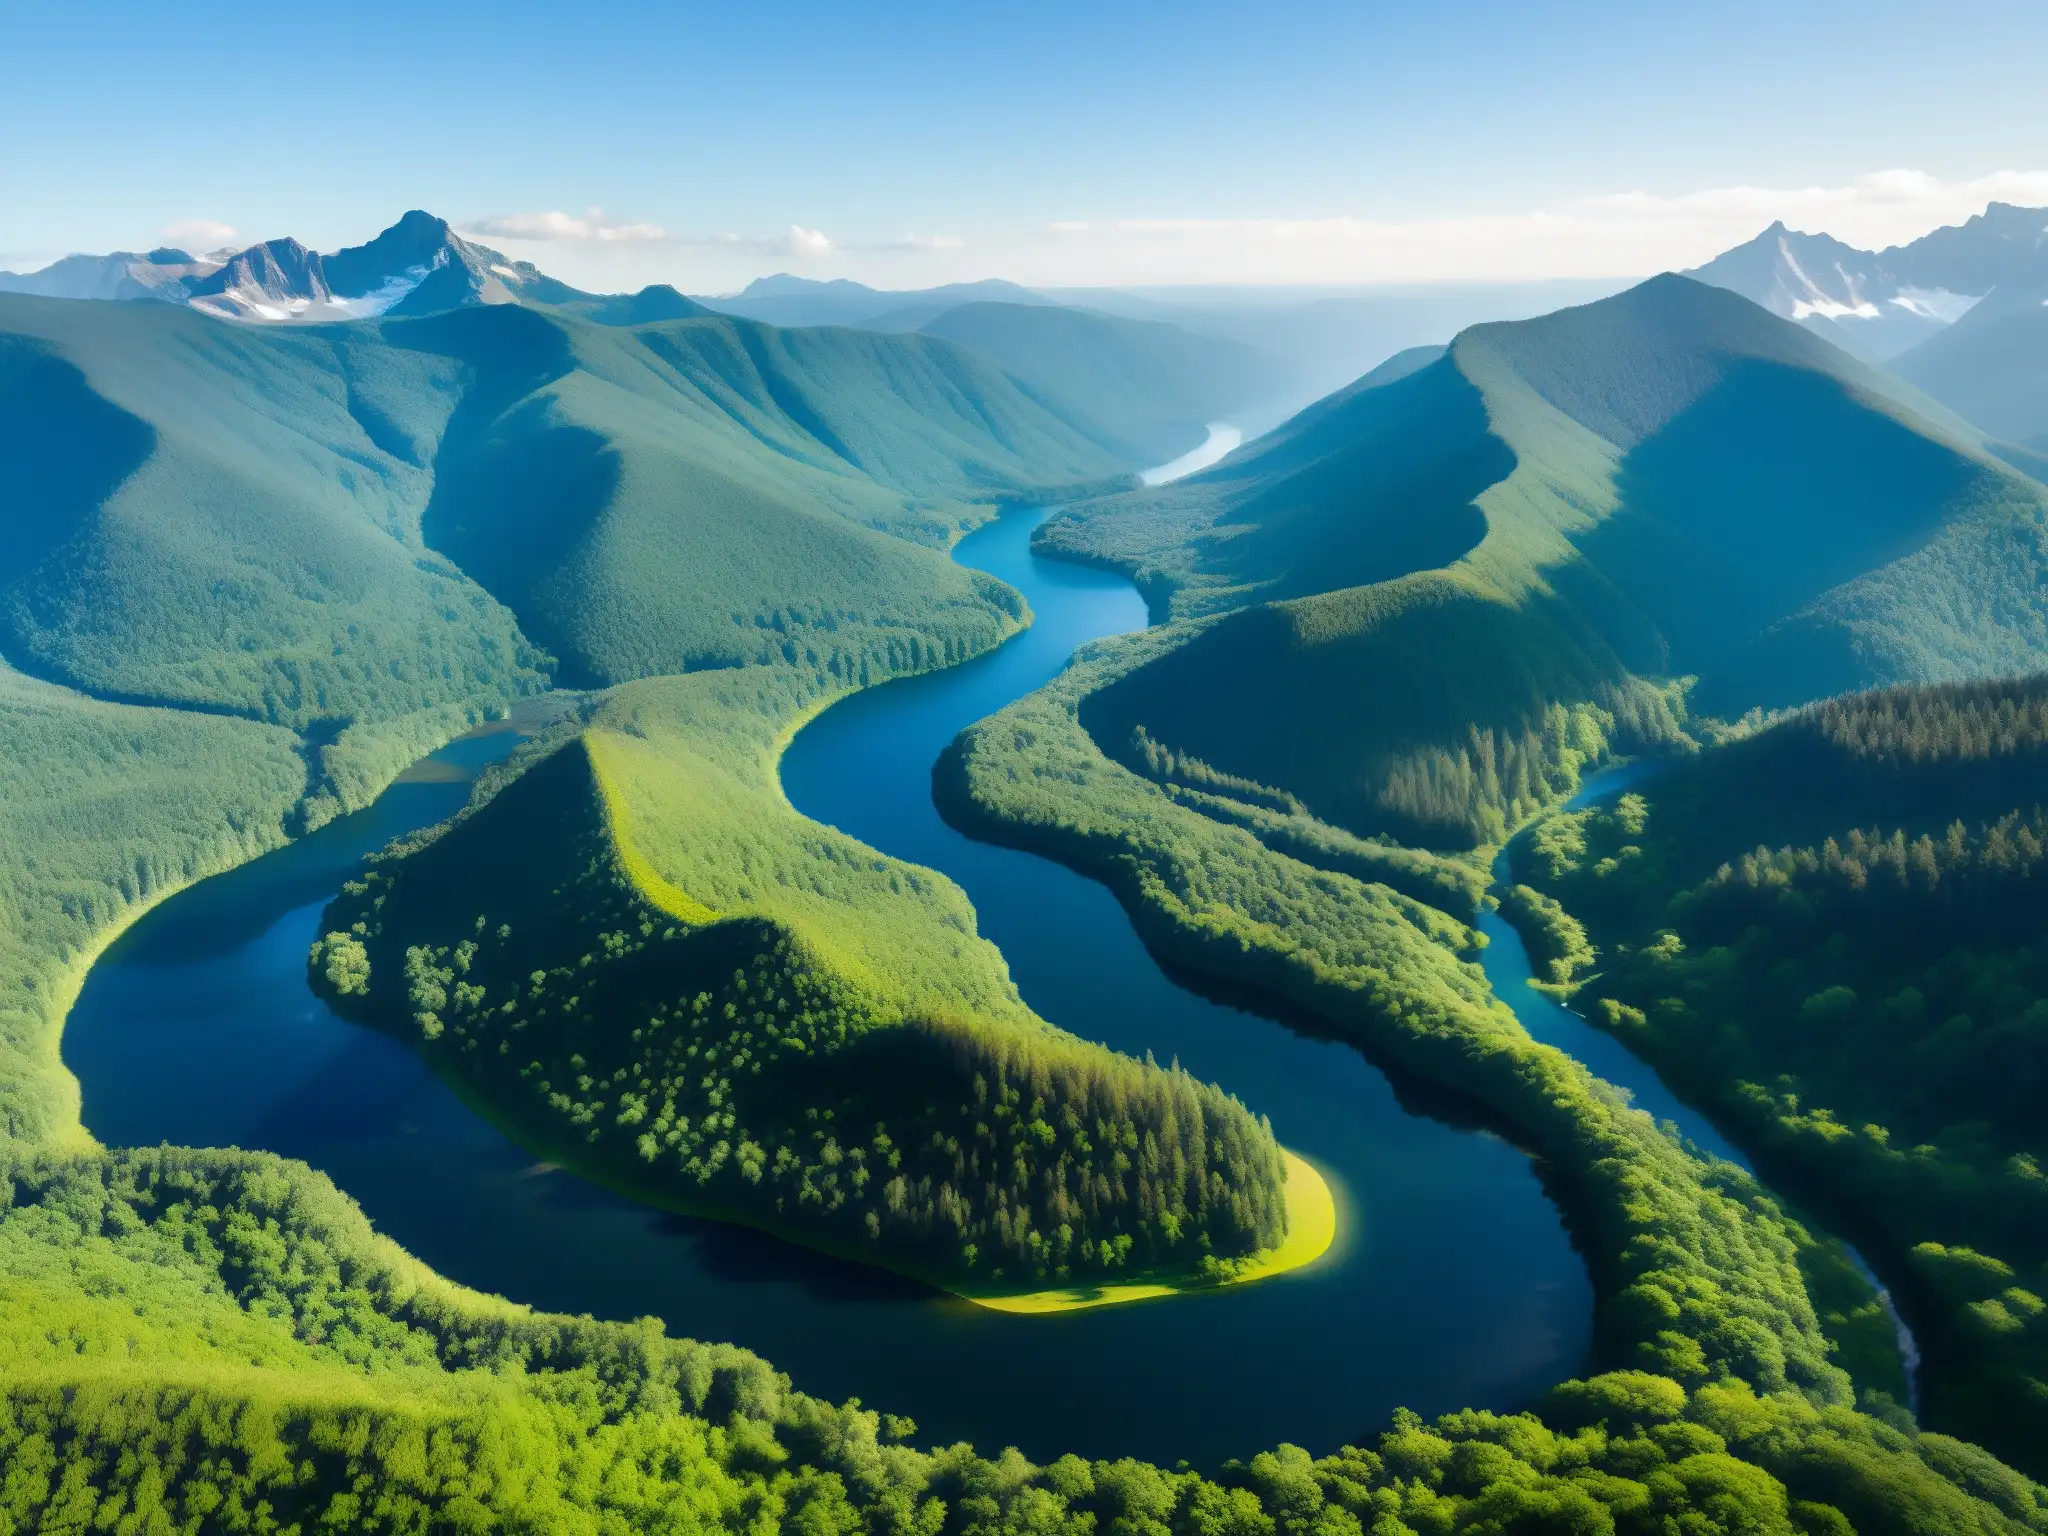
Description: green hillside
1511,675,2048,1474
936,613,2048,1535
0,660,304,1148
0,291,1132,721
398,303,1128,686
925,278,2048,1526
0,296,547,747
916,301,1291,465
312,668,1292,1294
1040,276,2048,847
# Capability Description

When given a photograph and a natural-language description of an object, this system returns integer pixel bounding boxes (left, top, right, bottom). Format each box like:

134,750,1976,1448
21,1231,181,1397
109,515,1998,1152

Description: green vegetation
1037,276,2048,854
1496,884,1594,988
0,287,1135,730
0,662,305,1150
0,304,549,765
1082,574,1690,848
405,303,1130,686
312,668,1292,1292
9,1132,2023,1535
1512,676,2048,1475
936,618,2046,1533
928,275,2048,1529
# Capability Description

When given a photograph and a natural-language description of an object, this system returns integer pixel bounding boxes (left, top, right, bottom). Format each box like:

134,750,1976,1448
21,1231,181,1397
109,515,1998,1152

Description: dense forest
312,672,1291,1290
1082,574,1691,849
0,1144,2039,1534
1511,675,2048,1475
15,1135,2039,1532
937,584,2048,1531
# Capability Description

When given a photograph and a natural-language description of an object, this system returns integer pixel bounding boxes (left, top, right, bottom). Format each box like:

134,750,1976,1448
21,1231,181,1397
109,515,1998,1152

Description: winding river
68,507,1608,1467
1477,769,1923,1408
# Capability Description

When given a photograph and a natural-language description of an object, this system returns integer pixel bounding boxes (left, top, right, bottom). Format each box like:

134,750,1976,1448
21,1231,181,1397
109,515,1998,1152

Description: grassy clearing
965,1149,1337,1314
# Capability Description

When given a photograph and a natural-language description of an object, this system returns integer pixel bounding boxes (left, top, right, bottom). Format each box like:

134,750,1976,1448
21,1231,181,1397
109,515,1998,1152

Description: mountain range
0,276,1136,788
1042,273,2048,849
700,272,1052,330
1688,201,2048,363
0,210,603,323
13,199,2046,488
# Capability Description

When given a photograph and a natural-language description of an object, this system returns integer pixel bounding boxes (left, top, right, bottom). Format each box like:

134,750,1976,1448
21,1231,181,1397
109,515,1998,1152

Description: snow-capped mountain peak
0,211,595,326
1688,203,2048,362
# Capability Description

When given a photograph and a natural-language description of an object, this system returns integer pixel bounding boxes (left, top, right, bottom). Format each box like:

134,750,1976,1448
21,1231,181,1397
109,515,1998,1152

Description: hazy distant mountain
0,211,600,325
0,246,221,303
915,301,1294,464
1044,280,1631,425
701,273,1051,329
556,283,713,326
702,276,1631,430
1687,223,1949,360
1683,201,2048,456
1893,269,2048,454
183,211,599,323
1690,202,2048,362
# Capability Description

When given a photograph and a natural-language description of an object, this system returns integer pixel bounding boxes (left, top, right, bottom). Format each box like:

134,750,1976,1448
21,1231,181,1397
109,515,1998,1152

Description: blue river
66,507,1598,1467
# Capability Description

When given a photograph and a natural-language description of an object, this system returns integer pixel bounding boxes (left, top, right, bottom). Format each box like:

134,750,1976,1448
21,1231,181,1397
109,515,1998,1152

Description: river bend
65,508,1591,1467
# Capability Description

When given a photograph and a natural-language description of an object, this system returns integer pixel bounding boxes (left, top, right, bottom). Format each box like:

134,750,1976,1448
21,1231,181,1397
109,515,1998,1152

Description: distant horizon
6,184,2044,301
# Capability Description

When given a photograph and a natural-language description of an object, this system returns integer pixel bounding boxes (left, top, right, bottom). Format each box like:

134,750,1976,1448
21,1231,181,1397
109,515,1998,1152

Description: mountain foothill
5,204,2048,1530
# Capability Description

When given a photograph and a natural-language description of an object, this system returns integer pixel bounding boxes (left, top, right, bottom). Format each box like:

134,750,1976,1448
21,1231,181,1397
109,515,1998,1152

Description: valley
4,190,2048,1532
63,508,1586,1467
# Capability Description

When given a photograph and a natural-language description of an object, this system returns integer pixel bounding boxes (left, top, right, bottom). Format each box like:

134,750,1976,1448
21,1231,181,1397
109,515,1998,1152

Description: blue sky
6,0,2046,290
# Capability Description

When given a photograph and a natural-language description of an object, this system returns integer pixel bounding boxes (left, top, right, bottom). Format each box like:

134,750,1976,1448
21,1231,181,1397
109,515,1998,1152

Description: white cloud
465,207,670,243
466,213,835,261
785,224,833,257
669,225,834,258
432,167,2048,295
161,218,236,250
1017,168,2048,287
864,233,964,252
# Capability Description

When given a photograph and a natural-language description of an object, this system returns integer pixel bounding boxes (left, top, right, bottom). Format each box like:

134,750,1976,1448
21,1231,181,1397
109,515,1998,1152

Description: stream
1476,764,1922,1409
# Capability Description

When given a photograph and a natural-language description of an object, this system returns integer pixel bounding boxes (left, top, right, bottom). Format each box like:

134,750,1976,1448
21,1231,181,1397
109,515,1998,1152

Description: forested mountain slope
1512,675,2048,1474
2,271,2043,1526
0,660,305,1147
0,292,1131,731
1040,275,2048,846
397,303,1129,684
0,296,546,745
